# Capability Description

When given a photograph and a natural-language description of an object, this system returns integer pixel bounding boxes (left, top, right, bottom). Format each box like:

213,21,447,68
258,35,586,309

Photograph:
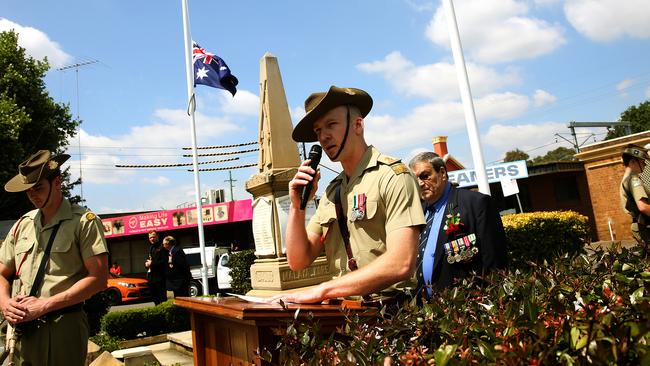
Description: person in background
162,236,191,297
109,261,122,276
273,86,425,304
0,150,108,366
145,230,168,304
620,144,650,254
409,151,507,298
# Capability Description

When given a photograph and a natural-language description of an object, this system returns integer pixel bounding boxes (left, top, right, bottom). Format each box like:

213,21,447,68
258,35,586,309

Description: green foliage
100,300,190,340
607,99,650,139
531,146,577,165
89,331,123,353
229,249,256,294
503,148,529,163
84,290,112,336
271,246,650,364
0,30,81,219
502,210,590,267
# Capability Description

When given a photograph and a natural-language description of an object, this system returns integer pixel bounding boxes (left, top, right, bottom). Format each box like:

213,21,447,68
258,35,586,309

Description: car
185,246,232,296
105,272,151,305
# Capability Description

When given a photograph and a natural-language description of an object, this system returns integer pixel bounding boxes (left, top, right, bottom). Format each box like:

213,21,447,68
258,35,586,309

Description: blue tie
416,210,434,298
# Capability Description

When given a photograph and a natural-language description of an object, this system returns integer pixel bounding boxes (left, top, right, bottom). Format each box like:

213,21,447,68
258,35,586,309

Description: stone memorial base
247,256,331,294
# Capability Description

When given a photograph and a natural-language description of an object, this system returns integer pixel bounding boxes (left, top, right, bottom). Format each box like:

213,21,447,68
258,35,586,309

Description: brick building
575,131,650,241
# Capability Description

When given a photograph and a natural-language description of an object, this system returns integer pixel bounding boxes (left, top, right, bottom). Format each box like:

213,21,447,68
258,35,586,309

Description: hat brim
292,86,373,142
4,154,70,193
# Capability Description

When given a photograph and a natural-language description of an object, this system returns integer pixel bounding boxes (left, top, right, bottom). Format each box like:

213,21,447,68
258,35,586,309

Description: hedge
502,210,590,267
230,249,257,294
100,300,190,340
269,245,650,365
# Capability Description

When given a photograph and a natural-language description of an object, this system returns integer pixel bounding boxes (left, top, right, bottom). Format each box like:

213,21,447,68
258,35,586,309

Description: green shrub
502,210,590,266
229,249,256,294
270,245,650,364
89,331,122,353
84,290,111,336
100,300,190,339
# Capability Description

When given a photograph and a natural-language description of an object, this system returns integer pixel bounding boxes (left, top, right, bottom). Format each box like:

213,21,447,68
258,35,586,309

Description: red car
106,273,150,305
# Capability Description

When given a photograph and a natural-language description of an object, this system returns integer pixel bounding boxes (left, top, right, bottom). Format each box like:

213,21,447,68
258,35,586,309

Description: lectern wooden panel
175,296,376,365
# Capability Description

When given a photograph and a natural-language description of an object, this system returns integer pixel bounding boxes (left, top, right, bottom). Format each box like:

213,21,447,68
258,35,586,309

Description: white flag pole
442,0,491,195
181,0,209,296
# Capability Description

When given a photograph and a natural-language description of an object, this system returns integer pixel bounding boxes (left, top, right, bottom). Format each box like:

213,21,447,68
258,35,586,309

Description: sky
2,0,650,214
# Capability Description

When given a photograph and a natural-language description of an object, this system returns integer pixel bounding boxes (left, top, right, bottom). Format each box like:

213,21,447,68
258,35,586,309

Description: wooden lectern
175,296,377,365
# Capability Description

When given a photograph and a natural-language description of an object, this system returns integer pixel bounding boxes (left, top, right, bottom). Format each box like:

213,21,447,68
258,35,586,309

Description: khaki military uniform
620,171,650,244
1,198,108,366
307,146,425,292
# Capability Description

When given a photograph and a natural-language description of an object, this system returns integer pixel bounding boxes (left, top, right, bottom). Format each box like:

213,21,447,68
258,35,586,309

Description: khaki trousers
13,311,88,366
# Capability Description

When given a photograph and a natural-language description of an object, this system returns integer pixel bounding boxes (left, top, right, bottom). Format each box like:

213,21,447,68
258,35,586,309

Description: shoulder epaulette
377,155,409,175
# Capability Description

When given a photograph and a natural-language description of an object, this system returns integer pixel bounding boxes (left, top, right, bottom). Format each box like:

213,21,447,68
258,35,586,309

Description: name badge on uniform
350,193,366,222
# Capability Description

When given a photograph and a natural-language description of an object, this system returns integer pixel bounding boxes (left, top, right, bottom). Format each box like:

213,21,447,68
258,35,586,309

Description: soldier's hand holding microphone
289,145,322,210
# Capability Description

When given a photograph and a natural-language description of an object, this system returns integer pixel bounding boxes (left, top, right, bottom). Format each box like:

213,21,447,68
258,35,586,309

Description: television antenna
57,59,98,201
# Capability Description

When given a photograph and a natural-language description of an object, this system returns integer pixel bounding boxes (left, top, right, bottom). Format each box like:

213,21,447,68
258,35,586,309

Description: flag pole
181,0,209,296
442,0,490,195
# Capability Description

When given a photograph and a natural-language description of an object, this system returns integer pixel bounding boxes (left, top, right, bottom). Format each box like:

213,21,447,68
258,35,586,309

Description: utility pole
57,59,98,201
224,171,237,201
562,121,632,152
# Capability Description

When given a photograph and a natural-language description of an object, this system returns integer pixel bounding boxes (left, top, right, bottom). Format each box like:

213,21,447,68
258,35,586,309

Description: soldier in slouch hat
0,150,108,366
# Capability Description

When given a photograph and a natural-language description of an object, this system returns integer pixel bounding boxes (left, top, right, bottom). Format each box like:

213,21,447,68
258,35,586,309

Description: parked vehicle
184,246,232,296
106,273,150,305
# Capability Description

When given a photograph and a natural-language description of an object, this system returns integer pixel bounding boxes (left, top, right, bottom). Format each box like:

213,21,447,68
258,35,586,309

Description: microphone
300,145,322,210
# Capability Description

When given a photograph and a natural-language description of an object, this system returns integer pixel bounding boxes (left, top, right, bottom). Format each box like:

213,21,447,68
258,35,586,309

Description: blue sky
2,0,650,214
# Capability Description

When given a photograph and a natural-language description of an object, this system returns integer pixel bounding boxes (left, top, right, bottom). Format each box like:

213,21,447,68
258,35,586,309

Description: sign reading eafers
448,160,528,188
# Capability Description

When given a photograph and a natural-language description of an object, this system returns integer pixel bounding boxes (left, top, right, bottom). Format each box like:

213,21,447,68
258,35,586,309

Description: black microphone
300,145,322,210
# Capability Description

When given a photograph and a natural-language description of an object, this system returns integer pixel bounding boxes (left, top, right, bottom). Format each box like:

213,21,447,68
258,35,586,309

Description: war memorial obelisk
245,53,331,295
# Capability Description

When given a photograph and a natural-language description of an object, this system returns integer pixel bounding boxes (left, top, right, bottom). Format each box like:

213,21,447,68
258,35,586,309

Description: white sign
448,160,528,188
500,178,520,197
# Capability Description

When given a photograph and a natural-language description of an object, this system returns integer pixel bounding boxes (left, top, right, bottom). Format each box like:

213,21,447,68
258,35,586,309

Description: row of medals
445,233,479,264
349,193,366,222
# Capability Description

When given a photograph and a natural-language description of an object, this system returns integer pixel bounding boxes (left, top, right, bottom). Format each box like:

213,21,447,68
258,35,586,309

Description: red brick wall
576,131,650,242
583,158,628,241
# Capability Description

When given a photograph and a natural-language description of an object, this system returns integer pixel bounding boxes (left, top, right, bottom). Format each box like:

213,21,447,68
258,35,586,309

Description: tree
0,30,81,220
503,149,529,163
531,146,577,165
606,99,650,139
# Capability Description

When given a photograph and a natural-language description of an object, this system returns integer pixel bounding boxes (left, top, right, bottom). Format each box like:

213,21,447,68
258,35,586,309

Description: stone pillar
245,53,332,294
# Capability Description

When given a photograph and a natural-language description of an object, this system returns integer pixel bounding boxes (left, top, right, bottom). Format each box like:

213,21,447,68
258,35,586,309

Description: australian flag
192,41,238,96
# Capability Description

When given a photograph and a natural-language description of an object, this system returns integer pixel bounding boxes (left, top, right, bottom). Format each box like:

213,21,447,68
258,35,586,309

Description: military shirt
307,146,425,289
620,171,649,219
0,199,108,298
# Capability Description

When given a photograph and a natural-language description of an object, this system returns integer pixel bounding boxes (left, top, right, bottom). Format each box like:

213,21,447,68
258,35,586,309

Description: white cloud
564,0,650,42
357,51,520,100
483,122,572,159
219,89,259,116
142,176,171,186
533,89,557,106
426,0,565,63
403,0,435,12
616,78,634,97
65,107,243,184
364,92,530,152
0,18,72,68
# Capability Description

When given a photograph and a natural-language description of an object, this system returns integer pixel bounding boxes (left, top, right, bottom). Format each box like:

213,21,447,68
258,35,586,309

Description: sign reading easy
448,160,528,188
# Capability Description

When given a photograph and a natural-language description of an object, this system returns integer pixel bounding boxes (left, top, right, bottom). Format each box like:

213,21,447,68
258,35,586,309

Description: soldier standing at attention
0,150,109,366
272,86,425,304
620,144,650,254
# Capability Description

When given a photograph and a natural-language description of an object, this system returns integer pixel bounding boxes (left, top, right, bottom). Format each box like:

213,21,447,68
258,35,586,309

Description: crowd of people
0,84,646,365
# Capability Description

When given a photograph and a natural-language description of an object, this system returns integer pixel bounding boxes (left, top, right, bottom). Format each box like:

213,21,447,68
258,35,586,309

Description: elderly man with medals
409,151,508,298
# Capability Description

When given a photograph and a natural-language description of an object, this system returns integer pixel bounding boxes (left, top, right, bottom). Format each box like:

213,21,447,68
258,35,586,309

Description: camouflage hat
4,150,70,193
292,86,373,142
622,144,649,161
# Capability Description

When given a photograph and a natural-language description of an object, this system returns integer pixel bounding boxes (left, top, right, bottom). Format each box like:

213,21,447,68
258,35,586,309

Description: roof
527,161,584,177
